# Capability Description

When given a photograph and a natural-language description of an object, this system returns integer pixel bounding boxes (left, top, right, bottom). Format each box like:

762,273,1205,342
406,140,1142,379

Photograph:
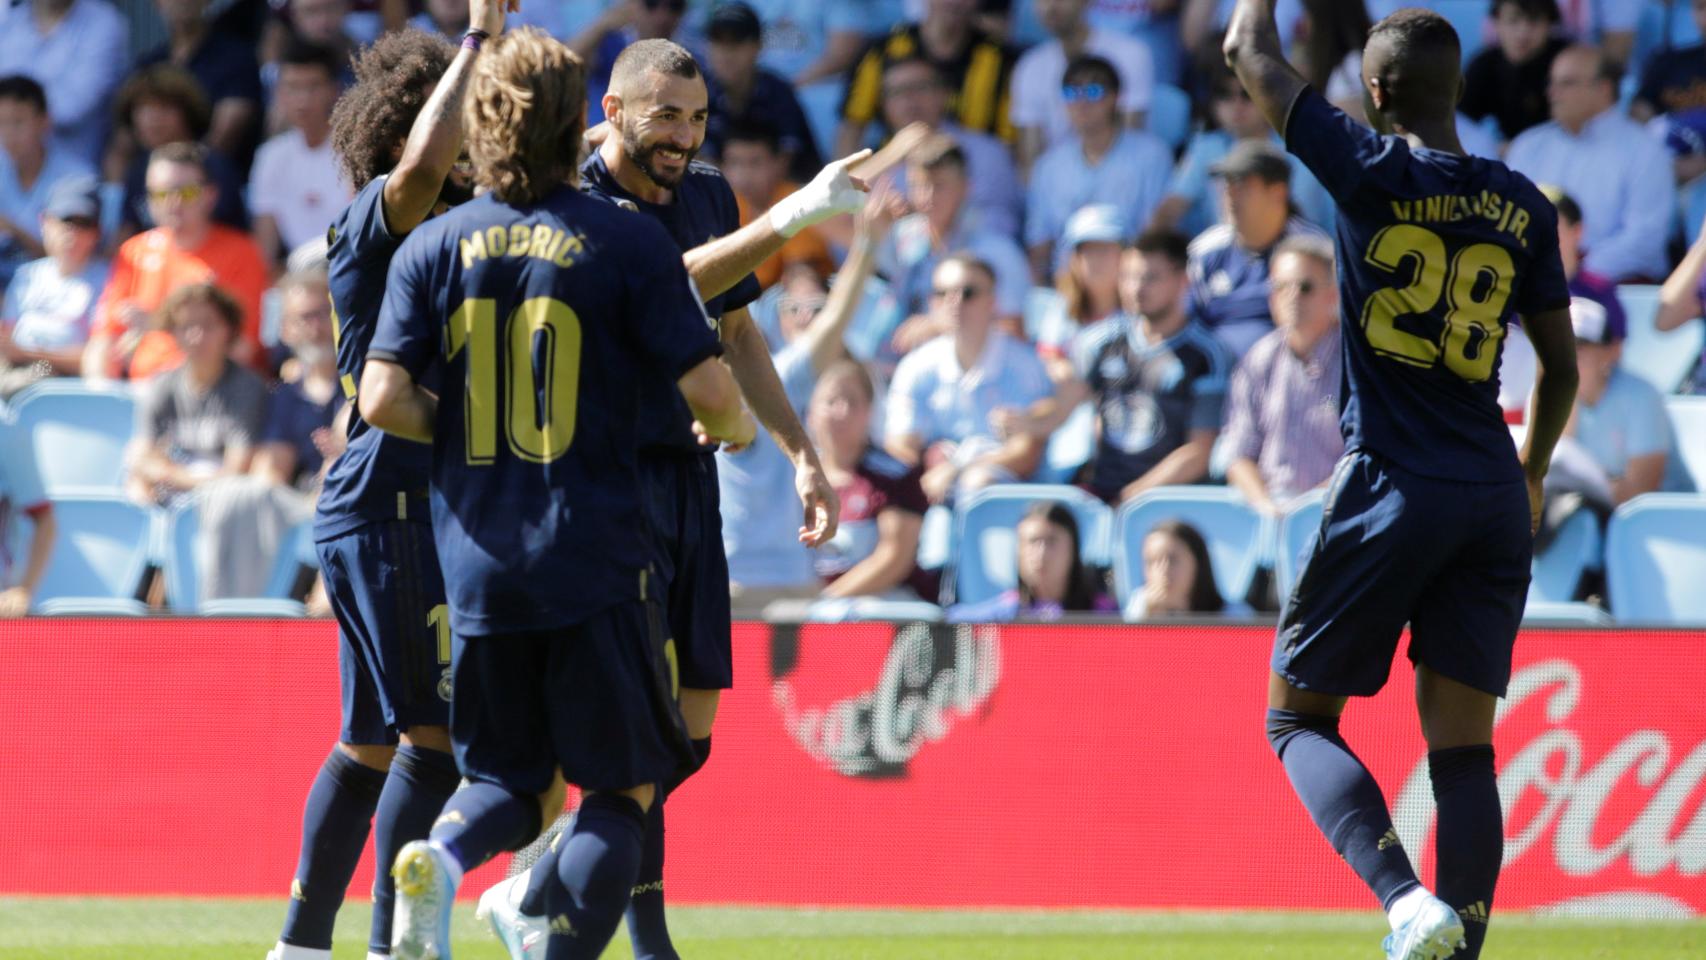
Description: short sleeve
1513,193,1572,316
624,217,724,378
337,177,401,268
368,234,441,378
1283,87,1389,204
885,352,928,442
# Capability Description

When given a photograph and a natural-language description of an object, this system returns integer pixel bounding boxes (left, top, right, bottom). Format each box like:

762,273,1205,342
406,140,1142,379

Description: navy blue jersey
1284,88,1571,483
315,177,435,540
368,185,723,636
579,152,760,455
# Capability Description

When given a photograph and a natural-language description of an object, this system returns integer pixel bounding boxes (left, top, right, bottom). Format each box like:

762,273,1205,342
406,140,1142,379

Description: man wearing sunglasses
1010,0,1155,172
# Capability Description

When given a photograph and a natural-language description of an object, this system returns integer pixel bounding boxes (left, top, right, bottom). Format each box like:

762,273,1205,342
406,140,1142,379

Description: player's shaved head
1363,8,1463,133
465,28,587,205
609,39,700,101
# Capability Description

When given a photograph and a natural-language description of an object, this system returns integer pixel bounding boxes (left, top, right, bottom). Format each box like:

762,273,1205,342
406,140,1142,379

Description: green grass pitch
1,898,1701,959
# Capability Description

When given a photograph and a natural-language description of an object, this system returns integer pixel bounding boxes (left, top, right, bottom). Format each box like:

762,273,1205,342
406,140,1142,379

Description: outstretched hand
795,459,840,547
768,149,873,238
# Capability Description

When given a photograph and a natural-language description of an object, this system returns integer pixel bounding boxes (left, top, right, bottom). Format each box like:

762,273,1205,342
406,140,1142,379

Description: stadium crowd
1,0,1703,622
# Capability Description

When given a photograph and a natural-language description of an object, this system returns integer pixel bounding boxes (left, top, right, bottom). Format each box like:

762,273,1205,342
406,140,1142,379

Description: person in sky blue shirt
0,77,95,288
358,29,755,960
1225,5,1579,959
0,0,129,168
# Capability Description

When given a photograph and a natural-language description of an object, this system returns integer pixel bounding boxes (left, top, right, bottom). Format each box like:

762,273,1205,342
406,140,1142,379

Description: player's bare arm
682,150,873,300
382,0,519,234
1223,0,1310,136
678,355,756,450
1519,305,1580,532
719,305,840,546
357,358,438,443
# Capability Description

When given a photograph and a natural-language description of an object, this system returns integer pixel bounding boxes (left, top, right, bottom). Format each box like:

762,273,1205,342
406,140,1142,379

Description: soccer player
359,28,756,960
480,38,870,960
267,5,523,960
1224,4,1578,959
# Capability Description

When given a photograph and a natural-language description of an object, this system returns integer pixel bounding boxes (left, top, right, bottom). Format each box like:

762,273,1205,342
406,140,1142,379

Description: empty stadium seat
1605,494,1706,624
1112,487,1265,610
1531,507,1602,604
198,598,308,618
1522,600,1613,626
1148,83,1193,150
164,498,310,612
916,504,954,572
1619,285,1705,394
30,493,152,609
951,484,1113,606
1665,395,1706,490
1273,491,1325,601
8,380,135,495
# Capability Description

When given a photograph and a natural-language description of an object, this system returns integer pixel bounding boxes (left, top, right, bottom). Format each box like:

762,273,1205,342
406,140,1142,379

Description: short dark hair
1146,519,1226,614
1367,8,1463,124
0,75,47,114
910,134,966,174
331,28,456,189
114,65,211,139
610,38,700,96
279,36,344,82
149,140,210,176
883,52,948,88
1062,54,1120,96
1491,0,1560,22
1130,229,1190,271
1017,501,1105,613
722,118,781,154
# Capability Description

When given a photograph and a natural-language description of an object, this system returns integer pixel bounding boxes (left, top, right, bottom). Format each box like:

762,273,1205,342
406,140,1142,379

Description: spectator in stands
1462,0,1567,142
1025,55,1171,281
836,0,1016,157
1035,204,1125,372
110,66,250,237
0,430,54,616
408,0,466,40
721,125,833,291
1188,141,1324,359
949,501,1114,621
869,55,1021,240
1658,207,1706,395
880,137,1030,351
0,76,96,286
0,0,130,168
137,0,265,164
810,358,936,600
1293,0,1373,118
269,0,359,67
1222,234,1342,515
886,253,1053,503
1010,0,1153,172
1125,518,1231,620
0,177,107,378
1634,0,1706,122
700,2,823,184
773,186,897,400
1545,296,1671,514
1505,45,1674,283
124,282,268,507
570,0,690,125
85,142,269,381
741,0,868,88
1018,231,1229,504
247,40,348,272
1554,0,1636,71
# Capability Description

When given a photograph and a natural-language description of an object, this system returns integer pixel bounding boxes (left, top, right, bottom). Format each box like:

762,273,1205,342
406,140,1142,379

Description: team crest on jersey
615,199,639,213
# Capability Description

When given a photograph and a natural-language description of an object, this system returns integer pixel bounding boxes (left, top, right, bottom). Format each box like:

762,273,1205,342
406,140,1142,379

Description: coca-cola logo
769,622,1001,778
1392,660,1706,917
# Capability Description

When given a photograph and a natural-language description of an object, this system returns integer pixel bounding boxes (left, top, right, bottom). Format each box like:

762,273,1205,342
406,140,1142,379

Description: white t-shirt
1009,28,1156,147
247,129,351,252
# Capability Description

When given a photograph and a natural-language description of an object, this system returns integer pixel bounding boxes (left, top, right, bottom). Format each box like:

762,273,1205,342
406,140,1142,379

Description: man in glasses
1222,233,1343,518
1010,0,1155,172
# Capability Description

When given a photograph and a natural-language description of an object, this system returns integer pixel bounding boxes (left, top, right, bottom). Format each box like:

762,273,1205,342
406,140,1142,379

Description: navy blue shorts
318,520,451,745
1272,449,1533,698
642,453,733,690
449,599,693,796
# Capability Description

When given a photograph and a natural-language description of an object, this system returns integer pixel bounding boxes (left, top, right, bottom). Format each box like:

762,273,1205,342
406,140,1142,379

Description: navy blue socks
280,748,387,949
368,744,460,954
1266,709,1422,910
1430,745,1501,958
545,793,649,959
430,780,542,875
624,801,676,960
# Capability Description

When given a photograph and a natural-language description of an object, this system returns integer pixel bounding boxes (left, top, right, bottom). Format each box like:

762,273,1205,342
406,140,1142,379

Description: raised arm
1222,0,1311,137
1520,306,1581,532
1657,219,1706,332
382,0,517,235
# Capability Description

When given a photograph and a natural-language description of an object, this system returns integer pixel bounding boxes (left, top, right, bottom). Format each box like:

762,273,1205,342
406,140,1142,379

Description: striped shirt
840,23,1016,142
1222,325,1344,504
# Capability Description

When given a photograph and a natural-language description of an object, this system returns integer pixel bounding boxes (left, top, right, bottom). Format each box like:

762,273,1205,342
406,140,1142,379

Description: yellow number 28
1359,224,1514,383
446,296,583,465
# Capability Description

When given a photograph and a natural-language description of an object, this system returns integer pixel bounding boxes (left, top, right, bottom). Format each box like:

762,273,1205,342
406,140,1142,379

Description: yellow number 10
1360,224,1515,383
446,296,583,465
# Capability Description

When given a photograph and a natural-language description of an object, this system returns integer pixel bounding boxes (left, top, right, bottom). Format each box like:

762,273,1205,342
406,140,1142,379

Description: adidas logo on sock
289,879,307,902
549,914,577,937
1459,901,1490,925
1377,829,1401,851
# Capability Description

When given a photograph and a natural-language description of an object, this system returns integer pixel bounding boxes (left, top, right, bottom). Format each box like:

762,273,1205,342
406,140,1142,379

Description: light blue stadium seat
1531,507,1602,603
1635,1,1703,82
8,380,135,495
796,597,945,623
198,598,308,618
1665,395,1706,490
916,503,954,572
1112,487,1265,610
1034,402,1095,485
1522,600,1613,626
1273,491,1325,601
951,484,1113,606
1432,0,1489,63
1620,284,1705,394
165,498,310,612
1148,83,1193,151
31,493,152,609
1605,493,1706,624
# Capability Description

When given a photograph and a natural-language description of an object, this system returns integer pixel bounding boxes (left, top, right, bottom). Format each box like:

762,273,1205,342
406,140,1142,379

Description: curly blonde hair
465,28,587,206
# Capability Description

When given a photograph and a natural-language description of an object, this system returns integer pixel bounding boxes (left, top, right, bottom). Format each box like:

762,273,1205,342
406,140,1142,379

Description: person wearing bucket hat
0,175,108,378
1565,294,1671,509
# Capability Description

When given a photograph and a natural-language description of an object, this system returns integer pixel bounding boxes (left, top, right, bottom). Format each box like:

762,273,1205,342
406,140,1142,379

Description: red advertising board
2,619,1702,916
